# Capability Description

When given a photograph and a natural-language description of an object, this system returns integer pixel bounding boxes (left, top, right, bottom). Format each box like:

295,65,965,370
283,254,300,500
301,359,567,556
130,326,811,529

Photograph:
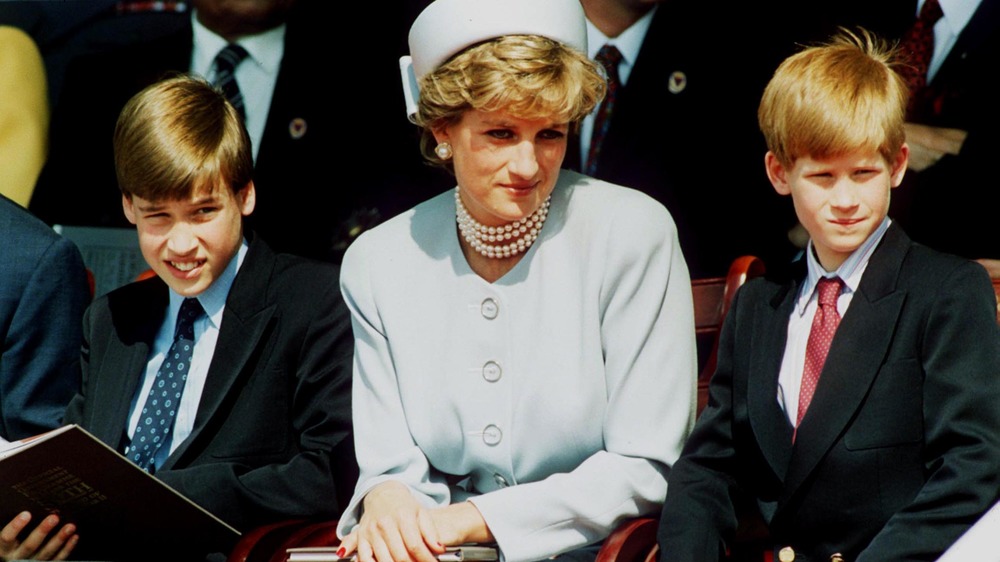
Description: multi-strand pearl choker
455,189,551,259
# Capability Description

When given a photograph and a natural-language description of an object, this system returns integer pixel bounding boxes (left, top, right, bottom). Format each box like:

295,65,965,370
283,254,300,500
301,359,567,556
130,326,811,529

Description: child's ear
889,144,910,188
764,152,792,196
237,181,256,217
122,194,137,225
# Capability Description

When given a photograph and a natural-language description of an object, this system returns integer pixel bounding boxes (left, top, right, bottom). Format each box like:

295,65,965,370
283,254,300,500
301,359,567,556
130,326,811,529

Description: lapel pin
288,118,308,140
668,70,687,94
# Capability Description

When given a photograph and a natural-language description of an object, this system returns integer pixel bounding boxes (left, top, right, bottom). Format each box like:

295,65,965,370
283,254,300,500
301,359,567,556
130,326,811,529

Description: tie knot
816,277,843,308
595,45,623,78
175,298,204,339
919,0,944,24
214,43,249,74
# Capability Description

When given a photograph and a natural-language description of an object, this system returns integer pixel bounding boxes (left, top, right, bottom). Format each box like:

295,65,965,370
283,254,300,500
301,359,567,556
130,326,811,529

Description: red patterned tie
896,0,944,117
586,45,622,176
794,277,844,440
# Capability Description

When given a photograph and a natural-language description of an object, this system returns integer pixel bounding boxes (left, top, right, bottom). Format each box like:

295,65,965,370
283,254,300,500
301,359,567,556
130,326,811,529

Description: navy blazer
0,195,89,439
659,224,1000,561
64,235,356,542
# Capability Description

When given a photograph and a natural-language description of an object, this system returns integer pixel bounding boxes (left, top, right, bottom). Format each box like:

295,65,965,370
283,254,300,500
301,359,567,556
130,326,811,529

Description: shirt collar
167,238,249,330
190,11,286,78
795,217,891,316
919,0,980,36
585,5,657,86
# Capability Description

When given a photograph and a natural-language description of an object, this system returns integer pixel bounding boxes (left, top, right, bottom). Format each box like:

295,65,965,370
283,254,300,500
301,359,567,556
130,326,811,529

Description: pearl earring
435,142,453,160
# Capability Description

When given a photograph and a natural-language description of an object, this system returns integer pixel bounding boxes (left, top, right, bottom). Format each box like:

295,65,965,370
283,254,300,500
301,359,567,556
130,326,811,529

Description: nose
829,178,860,210
508,140,539,179
166,223,198,255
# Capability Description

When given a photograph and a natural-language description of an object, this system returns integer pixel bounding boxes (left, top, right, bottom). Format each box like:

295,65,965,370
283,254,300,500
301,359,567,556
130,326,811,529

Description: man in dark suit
0,195,89,441
659,32,1000,562
1,75,354,561
569,0,795,277
29,0,360,262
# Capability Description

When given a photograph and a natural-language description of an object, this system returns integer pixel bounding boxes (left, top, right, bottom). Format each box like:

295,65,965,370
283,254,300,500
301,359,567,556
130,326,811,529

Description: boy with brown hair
0,75,354,561
658,30,1000,562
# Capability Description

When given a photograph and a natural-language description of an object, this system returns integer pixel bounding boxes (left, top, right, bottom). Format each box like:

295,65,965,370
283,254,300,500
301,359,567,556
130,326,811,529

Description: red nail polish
337,547,347,558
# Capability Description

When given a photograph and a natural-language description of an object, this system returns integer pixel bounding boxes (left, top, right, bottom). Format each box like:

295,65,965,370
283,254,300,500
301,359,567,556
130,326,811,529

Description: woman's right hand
0,511,78,561
339,481,446,562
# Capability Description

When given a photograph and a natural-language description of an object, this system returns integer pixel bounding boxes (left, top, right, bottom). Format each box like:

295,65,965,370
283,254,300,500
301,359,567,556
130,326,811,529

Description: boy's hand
0,512,78,561
904,123,967,171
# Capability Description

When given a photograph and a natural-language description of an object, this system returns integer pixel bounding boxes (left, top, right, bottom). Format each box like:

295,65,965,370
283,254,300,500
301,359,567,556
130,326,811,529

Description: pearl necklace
455,189,551,259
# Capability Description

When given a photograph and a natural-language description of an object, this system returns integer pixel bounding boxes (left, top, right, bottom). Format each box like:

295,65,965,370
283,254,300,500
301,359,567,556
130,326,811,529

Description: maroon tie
794,277,844,439
896,0,944,117
586,45,622,176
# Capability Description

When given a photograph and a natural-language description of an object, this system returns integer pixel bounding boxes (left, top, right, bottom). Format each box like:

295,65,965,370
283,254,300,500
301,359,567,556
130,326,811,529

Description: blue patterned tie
213,43,249,120
129,298,203,472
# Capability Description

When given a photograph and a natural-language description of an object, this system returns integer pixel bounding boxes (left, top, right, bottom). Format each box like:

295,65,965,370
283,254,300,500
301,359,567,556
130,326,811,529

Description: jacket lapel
747,280,797,482
161,236,277,469
779,225,910,504
91,279,168,449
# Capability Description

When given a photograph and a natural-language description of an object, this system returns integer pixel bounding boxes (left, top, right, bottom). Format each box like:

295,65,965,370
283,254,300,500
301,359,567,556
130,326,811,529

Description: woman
337,1,696,561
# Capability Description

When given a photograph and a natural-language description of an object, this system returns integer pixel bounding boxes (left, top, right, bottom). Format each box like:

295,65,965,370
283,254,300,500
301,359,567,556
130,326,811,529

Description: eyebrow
135,196,219,213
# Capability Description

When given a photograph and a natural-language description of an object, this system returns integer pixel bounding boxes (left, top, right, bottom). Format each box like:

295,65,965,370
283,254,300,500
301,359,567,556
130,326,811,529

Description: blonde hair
114,75,253,200
758,29,908,166
416,34,606,165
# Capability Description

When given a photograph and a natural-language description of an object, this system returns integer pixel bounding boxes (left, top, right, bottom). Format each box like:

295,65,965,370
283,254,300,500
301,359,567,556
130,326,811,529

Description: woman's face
434,109,568,226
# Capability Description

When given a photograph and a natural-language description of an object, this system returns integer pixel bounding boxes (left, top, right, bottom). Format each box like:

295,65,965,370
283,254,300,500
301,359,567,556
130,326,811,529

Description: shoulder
0,197,83,266
241,236,343,305
342,190,454,274
555,171,678,240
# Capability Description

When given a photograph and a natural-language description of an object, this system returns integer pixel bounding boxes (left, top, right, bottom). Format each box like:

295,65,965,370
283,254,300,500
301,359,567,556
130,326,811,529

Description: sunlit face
123,182,256,297
766,146,909,271
434,109,568,226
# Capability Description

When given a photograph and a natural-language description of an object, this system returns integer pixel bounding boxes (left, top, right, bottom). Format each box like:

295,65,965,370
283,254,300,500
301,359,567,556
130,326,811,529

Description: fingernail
337,547,347,558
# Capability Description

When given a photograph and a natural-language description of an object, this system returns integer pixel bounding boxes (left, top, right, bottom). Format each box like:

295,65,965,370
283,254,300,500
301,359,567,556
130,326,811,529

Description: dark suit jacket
0,195,89,439
565,5,795,277
29,1,354,262
64,234,355,547
659,224,1000,562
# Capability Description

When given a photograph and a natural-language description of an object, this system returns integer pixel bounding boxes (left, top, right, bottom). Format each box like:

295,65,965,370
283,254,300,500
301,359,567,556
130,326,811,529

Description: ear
122,194,137,225
764,152,792,196
237,181,256,217
889,144,909,188
431,123,450,145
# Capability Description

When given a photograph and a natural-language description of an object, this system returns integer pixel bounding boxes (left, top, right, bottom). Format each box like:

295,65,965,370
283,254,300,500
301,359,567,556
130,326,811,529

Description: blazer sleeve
465,195,697,562
154,278,356,531
856,260,1000,561
336,238,455,536
657,285,748,562
2,234,89,439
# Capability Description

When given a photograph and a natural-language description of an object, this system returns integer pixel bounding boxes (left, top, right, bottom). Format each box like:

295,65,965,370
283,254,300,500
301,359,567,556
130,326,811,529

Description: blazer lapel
90,280,168,449
779,225,910,503
747,280,797,482
161,236,277,469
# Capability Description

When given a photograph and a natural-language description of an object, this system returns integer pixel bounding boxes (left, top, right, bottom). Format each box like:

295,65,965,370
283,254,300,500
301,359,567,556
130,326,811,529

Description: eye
852,169,879,179
538,129,566,141
486,129,515,140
